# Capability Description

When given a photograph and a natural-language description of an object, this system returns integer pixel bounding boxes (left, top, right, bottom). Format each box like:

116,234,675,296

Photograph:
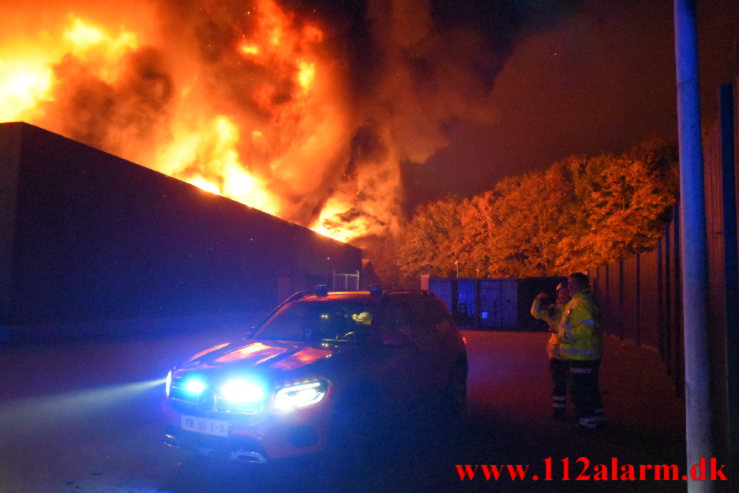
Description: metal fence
591,78,737,390
591,213,683,389
591,78,738,483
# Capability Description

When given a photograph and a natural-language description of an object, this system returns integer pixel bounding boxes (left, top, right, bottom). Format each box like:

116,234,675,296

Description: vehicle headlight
219,378,265,404
165,370,173,397
274,380,328,412
183,378,207,396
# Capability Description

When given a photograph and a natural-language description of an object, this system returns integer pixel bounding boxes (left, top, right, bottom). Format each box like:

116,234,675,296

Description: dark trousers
549,358,569,412
570,359,604,425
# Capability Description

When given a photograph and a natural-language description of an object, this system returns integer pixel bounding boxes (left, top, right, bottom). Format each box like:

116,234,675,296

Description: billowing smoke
1,0,501,242
311,0,499,239
38,46,174,159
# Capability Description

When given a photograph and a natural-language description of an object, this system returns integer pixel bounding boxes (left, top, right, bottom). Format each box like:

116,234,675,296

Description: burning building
0,122,361,334
1,0,494,337
0,0,498,246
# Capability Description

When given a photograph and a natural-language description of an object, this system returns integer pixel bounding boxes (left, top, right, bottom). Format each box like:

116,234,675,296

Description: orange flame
2,0,488,246
0,0,370,242
5,0,492,250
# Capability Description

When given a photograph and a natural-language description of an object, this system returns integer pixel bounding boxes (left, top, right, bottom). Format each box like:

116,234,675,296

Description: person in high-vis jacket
530,282,571,420
560,272,604,429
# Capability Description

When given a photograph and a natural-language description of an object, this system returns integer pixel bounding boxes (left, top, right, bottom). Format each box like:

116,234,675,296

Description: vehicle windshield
254,300,375,343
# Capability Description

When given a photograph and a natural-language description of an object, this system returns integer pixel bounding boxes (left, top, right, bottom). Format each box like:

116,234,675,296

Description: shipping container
421,276,564,330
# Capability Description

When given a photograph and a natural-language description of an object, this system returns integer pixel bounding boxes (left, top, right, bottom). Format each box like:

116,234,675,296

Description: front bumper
161,399,332,461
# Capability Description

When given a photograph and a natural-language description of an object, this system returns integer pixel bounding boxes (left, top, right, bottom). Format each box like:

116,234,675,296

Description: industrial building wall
0,122,361,329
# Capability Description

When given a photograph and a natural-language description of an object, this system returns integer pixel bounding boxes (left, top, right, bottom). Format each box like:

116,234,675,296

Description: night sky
388,0,737,211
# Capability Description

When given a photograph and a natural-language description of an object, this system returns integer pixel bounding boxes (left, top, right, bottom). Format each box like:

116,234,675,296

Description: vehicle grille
170,378,264,416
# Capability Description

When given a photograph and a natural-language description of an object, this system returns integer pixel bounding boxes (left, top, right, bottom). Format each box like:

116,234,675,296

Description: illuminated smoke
1,0,495,243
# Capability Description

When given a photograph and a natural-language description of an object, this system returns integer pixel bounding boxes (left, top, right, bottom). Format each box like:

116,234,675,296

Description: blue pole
674,1,715,492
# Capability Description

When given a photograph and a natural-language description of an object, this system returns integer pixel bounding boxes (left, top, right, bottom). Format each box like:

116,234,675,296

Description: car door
406,296,452,392
366,299,426,414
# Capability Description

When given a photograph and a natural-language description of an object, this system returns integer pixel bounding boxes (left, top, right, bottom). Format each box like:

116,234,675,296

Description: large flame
0,0,355,239
1,0,494,244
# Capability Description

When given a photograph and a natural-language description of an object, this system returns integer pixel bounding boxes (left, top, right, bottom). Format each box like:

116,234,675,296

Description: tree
396,139,678,279
484,163,583,277
559,140,678,271
398,196,465,279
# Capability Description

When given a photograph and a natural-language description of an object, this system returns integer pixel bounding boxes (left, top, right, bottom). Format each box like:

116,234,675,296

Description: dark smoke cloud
406,0,738,210
153,0,524,234
11,0,735,240
292,0,591,229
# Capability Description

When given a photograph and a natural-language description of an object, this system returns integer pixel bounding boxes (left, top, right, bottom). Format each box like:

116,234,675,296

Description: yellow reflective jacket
530,298,569,360
559,289,601,361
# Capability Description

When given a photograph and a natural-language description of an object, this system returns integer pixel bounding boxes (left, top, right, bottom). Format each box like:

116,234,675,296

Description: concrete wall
0,122,361,329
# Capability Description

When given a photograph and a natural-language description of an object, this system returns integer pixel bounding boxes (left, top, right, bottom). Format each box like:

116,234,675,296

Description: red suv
162,288,467,463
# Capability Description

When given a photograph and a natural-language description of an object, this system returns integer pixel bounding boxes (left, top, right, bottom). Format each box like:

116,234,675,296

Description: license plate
181,415,229,437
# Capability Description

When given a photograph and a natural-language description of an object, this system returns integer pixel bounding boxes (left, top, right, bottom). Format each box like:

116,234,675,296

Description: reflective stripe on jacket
559,289,601,361
530,298,569,360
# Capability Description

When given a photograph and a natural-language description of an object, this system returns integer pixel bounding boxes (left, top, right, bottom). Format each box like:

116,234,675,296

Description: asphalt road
0,323,687,493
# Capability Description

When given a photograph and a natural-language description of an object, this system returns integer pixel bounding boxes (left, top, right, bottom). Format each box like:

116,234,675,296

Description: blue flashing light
184,378,207,396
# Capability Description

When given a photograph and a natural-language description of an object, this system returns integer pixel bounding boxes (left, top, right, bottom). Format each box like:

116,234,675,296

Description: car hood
181,340,339,374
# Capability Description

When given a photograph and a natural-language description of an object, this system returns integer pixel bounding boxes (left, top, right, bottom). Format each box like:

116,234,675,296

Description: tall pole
674,1,715,492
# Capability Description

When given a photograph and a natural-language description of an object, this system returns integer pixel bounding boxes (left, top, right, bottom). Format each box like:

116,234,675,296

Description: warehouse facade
0,122,361,336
